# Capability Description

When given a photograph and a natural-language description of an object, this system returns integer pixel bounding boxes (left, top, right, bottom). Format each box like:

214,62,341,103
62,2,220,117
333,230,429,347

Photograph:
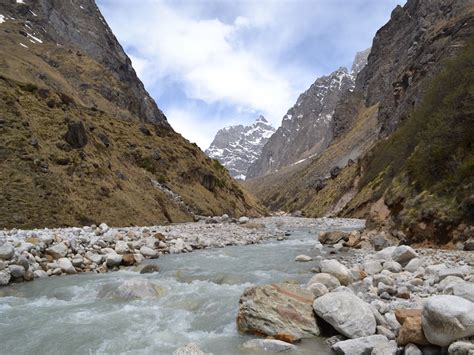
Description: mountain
0,0,264,229
246,0,474,245
206,115,275,180
247,50,369,178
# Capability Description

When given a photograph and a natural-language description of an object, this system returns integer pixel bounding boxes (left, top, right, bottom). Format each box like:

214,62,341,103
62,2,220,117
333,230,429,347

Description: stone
376,326,395,340
396,286,410,299
404,343,422,355
364,260,383,275
422,295,474,346
135,264,160,274
404,258,423,273
320,259,351,285
306,273,341,291
319,231,350,245
140,246,157,258
448,341,474,355
464,238,474,251
172,343,208,355
0,243,15,260
397,316,429,346
58,258,76,274
85,251,104,264
450,281,474,302
437,276,464,292
46,243,68,259
313,292,376,338
0,271,11,285
237,283,319,342
383,261,403,273
114,241,129,254
121,254,136,266
374,247,397,261
65,121,88,148
242,339,297,352
9,265,25,278
33,270,48,278
99,278,165,300
391,246,418,266
105,253,122,267
295,255,312,262
238,216,249,224
384,313,401,333
307,282,329,298
71,257,83,267
331,335,389,355
371,340,398,355
394,308,422,325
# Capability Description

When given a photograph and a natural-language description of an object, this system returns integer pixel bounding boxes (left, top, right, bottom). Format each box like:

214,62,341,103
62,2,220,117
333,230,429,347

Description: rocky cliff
247,50,369,178
206,115,275,180
0,0,264,229
246,0,474,245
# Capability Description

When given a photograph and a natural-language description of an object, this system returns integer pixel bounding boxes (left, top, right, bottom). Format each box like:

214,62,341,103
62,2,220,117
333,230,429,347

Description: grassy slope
343,37,474,243
0,21,264,229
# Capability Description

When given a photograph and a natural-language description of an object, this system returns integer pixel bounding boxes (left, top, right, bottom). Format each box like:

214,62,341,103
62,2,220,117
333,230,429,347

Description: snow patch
19,43,28,48
0,15,5,24
16,0,25,3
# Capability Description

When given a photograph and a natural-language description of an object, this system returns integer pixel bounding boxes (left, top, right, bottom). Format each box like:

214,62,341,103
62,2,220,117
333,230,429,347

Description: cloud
97,0,405,149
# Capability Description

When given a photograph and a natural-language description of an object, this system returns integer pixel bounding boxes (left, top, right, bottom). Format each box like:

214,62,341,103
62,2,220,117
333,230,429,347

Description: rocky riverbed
236,229,474,354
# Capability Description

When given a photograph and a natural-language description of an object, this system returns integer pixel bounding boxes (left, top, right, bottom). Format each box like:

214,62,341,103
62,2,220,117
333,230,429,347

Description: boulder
85,251,104,264
371,340,398,355
105,253,122,267
99,278,166,300
404,258,423,273
319,231,350,245
364,260,383,275
397,316,429,346
422,295,474,346
121,253,136,266
307,273,341,291
65,121,88,148
382,261,402,273
242,339,297,352
448,341,474,355
307,282,329,298
58,258,76,274
46,243,68,259
320,259,351,285
0,243,15,260
237,283,319,342
394,308,422,325
114,241,129,254
295,255,312,262
331,335,389,355
374,247,397,261
140,246,157,258
313,292,376,338
390,246,418,266
9,265,25,278
238,216,249,224
450,281,474,302
0,270,11,285
404,343,422,355
135,263,160,274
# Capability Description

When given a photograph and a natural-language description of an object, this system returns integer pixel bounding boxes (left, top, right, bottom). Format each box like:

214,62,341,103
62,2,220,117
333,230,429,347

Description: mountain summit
206,115,275,180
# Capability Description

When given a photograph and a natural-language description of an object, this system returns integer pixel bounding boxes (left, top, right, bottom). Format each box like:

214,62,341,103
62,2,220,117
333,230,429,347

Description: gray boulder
307,272,341,290
172,343,208,355
9,265,25,278
0,243,15,260
99,278,166,300
390,246,417,266
58,258,76,274
422,295,474,346
0,270,11,285
320,259,351,285
331,335,389,355
46,243,68,259
448,341,474,355
313,292,376,338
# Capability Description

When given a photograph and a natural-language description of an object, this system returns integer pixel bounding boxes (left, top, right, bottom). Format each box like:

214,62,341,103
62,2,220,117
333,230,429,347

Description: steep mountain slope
206,115,275,180
247,50,369,178
0,0,264,229
246,0,473,244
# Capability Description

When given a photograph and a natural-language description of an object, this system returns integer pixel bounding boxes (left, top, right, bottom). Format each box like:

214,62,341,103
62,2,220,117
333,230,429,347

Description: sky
97,0,405,150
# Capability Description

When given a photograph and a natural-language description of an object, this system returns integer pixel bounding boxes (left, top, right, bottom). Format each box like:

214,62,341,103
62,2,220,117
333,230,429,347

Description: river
0,218,364,354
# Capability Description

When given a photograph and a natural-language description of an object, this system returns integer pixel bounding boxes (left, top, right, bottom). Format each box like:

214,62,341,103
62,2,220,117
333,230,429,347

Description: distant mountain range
206,116,275,180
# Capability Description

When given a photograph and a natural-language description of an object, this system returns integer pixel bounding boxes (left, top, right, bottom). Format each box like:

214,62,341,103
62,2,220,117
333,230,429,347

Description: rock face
206,115,275,179
421,295,474,346
236,283,319,341
99,278,166,301
313,292,376,338
0,0,263,228
247,50,369,178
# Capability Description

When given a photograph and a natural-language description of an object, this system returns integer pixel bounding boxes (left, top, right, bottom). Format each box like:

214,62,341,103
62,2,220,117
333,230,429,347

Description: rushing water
0,219,363,354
